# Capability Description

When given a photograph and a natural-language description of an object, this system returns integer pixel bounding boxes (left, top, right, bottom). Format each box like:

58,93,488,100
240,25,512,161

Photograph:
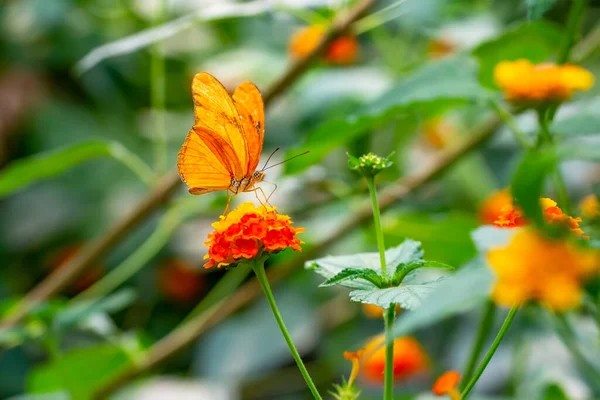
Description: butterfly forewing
233,82,265,174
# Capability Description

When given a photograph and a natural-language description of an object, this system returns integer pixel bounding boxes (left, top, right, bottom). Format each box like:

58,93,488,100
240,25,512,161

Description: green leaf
383,212,478,266
307,240,425,289
27,344,134,399
349,279,444,310
471,226,516,252
393,258,494,337
543,384,569,400
551,100,600,138
53,289,137,331
284,56,490,174
321,268,386,288
526,0,558,20
511,143,600,229
473,21,562,88
391,260,454,286
0,140,153,199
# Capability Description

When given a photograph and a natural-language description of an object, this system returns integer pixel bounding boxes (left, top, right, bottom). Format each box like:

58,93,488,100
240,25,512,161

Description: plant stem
366,175,387,275
557,0,588,64
384,305,396,400
491,101,532,149
151,0,167,174
251,259,323,400
553,313,600,391
460,300,497,390
461,306,519,399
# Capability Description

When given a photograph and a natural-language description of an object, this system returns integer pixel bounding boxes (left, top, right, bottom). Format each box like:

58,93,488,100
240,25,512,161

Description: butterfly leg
224,192,233,215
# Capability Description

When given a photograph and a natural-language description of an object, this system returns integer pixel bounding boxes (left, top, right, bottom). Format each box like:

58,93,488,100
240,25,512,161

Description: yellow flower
494,59,594,104
580,194,599,219
487,228,599,311
432,371,462,399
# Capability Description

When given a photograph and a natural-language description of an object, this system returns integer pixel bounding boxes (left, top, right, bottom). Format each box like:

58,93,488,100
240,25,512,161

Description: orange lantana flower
204,203,304,268
289,25,359,65
432,371,462,399
158,259,204,304
488,228,599,311
494,59,594,104
421,117,456,150
349,335,428,384
479,189,514,225
494,197,584,236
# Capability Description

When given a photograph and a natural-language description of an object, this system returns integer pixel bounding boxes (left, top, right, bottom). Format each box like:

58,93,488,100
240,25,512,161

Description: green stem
366,176,387,275
460,300,497,390
554,313,600,391
384,305,396,400
151,0,167,174
461,306,519,399
181,264,252,324
491,101,532,149
251,259,323,400
109,143,155,186
557,0,588,64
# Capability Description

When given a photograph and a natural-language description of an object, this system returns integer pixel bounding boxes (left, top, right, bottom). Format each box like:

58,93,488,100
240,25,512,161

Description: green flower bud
348,152,394,177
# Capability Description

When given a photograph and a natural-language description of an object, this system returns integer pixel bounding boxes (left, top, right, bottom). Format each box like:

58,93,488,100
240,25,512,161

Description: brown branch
0,0,378,333
93,115,502,399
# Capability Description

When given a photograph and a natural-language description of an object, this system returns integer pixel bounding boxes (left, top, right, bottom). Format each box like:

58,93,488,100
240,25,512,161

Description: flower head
432,371,462,399
289,25,359,65
493,196,584,237
348,152,394,177
158,259,204,304
488,228,599,311
479,189,514,225
580,194,599,219
494,59,594,105
350,335,428,384
204,203,304,268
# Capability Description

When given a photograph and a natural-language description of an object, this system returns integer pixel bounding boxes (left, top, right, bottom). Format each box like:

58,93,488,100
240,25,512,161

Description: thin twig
93,115,502,398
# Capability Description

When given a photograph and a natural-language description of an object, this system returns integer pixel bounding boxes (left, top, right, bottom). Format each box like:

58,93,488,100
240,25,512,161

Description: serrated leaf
526,0,558,20
321,268,386,288
307,240,425,289
473,21,562,88
391,260,454,286
349,279,444,310
285,56,490,174
393,257,494,337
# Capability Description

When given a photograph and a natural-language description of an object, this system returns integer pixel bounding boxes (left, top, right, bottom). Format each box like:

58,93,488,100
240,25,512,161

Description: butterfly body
178,73,266,197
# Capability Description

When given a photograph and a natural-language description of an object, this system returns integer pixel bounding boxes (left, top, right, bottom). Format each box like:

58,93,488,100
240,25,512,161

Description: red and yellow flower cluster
494,59,594,104
343,335,429,385
204,203,304,269
488,229,599,311
432,370,462,399
289,25,359,65
479,190,584,237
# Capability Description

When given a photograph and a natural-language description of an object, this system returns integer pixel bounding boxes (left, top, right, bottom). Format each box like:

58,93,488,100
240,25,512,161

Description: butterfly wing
191,72,248,178
177,127,232,194
232,82,265,174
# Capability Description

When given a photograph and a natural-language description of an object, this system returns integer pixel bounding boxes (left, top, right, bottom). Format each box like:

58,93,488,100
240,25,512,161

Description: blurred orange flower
494,59,594,104
158,259,204,304
427,38,456,59
204,203,304,268
349,335,428,384
432,370,462,399
479,189,513,225
362,304,401,319
421,117,456,150
289,25,359,65
49,244,103,294
488,228,599,311
580,194,599,219
494,197,584,237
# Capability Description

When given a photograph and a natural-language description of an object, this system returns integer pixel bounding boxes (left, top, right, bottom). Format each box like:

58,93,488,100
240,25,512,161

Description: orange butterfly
177,72,266,205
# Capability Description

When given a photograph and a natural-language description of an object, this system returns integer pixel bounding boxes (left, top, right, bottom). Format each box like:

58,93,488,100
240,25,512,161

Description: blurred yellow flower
487,228,599,311
494,59,594,104
580,194,599,219
421,117,456,150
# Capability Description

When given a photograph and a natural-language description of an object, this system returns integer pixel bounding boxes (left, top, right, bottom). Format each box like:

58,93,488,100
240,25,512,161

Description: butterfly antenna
262,150,310,171
261,147,281,170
